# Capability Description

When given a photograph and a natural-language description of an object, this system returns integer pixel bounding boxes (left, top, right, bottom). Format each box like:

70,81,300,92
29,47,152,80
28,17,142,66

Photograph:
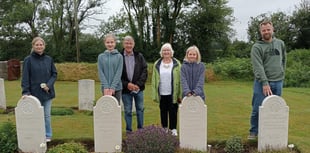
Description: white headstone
15,96,46,153
0,78,6,109
179,96,207,151
78,79,95,111
94,96,122,152
258,95,289,152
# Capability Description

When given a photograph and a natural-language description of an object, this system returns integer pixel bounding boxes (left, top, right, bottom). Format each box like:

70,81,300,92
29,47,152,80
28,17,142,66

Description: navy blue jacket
21,52,57,102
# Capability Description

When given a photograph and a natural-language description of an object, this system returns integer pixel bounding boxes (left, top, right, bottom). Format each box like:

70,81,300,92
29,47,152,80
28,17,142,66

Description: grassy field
1,80,310,152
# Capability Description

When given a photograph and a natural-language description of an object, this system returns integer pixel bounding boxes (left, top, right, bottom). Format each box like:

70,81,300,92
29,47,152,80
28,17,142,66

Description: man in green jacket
248,20,286,140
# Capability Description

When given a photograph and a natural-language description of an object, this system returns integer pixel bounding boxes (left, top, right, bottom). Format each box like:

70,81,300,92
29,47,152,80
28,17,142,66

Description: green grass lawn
1,80,310,152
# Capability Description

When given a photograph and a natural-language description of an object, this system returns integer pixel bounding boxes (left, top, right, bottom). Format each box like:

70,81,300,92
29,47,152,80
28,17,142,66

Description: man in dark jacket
121,36,148,134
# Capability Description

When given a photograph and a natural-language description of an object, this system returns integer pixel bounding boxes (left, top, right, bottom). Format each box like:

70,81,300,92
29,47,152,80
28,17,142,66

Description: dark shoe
126,131,133,136
247,133,257,140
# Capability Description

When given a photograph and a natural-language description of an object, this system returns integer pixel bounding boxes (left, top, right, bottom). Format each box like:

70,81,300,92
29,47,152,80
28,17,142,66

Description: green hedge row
55,49,309,87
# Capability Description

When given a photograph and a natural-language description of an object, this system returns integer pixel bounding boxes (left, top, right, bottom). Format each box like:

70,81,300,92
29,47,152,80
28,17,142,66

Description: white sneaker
171,129,178,136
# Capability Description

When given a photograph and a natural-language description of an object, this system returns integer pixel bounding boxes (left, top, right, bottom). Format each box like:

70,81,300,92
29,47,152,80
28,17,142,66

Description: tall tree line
0,0,106,62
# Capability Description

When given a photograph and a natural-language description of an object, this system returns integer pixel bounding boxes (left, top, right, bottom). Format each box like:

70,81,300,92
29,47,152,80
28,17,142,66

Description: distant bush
54,49,310,87
0,122,18,153
47,142,88,153
212,58,253,80
56,62,99,81
123,125,179,153
224,136,244,153
285,49,310,87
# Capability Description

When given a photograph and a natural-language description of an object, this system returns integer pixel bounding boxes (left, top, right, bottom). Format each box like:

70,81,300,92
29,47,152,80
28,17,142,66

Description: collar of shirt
124,51,134,56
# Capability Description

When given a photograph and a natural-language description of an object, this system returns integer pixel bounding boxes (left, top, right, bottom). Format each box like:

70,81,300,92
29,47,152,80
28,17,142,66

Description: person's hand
40,83,49,93
103,89,112,96
177,98,182,104
133,85,140,91
186,93,192,97
127,83,135,91
21,95,28,99
263,85,273,96
110,89,115,95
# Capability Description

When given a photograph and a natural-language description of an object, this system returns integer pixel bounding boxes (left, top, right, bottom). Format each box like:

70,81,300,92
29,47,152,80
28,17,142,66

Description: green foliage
0,122,18,153
51,107,74,116
212,58,253,80
123,125,179,153
176,0,234,62
47,142,88,153
228,40,252,58
247,12,294,50
291,0,310,49
285,49,310,87
224,136,244,153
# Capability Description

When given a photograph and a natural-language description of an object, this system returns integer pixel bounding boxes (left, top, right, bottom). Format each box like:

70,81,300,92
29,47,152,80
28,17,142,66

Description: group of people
20,19,286,142
97,34,206,136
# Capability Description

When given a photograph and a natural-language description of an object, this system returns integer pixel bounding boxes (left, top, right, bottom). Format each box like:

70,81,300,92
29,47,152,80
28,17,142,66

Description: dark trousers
159,95,178,129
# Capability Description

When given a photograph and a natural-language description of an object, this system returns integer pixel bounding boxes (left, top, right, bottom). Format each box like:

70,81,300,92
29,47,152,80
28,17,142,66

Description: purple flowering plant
123,125,179,153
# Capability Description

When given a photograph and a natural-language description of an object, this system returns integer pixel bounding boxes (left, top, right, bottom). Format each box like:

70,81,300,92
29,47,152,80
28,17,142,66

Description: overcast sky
84,0,301,41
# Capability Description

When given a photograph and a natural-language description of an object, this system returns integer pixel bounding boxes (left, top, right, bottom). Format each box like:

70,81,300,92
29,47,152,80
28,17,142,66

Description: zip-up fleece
97,49,123,91
152,58,182,103
180,60,205,100
251,37,286,86
21,52,57,102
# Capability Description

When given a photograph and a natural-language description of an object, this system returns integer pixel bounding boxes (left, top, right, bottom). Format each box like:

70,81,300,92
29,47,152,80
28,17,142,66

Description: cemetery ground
1,80,309,153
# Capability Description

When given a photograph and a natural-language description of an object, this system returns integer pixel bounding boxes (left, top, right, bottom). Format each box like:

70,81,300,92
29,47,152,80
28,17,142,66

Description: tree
0,0,42,60
247,12,295,51
176,0,234,62
41,0,107,62
227,40,251,58
102,0,234,62
291,0,310,49
0,0,107,61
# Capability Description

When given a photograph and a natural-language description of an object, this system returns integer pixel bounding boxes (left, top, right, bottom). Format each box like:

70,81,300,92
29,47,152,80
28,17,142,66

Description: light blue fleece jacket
97,49,123,91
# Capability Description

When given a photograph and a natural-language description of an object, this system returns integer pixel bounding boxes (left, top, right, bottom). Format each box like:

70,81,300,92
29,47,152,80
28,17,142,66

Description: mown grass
1,80,309,152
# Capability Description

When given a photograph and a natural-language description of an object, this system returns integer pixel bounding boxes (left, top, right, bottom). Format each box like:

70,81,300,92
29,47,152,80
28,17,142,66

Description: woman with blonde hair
181,45,206,101
97,33,123,102
21,37,57,142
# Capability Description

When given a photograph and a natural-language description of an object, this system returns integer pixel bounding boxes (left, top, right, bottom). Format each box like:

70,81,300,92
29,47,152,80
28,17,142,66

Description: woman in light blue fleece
97,33,123,103
180,45,205,101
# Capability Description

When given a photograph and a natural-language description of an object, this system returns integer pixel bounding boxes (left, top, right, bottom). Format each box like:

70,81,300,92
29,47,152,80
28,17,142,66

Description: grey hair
123,35,135,42
159,43,174,57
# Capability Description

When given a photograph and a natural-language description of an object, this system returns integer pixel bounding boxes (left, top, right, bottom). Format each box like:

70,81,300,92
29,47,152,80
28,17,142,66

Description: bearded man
248,20,287,140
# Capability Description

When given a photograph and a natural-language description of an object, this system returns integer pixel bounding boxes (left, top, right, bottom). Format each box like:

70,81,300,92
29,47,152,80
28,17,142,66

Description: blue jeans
122,91,144,132
40,99,52,138
249,80,283,135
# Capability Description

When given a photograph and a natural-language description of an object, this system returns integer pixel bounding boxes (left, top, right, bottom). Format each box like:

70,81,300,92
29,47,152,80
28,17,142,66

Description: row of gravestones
15,95,207,153
1,78,289,152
